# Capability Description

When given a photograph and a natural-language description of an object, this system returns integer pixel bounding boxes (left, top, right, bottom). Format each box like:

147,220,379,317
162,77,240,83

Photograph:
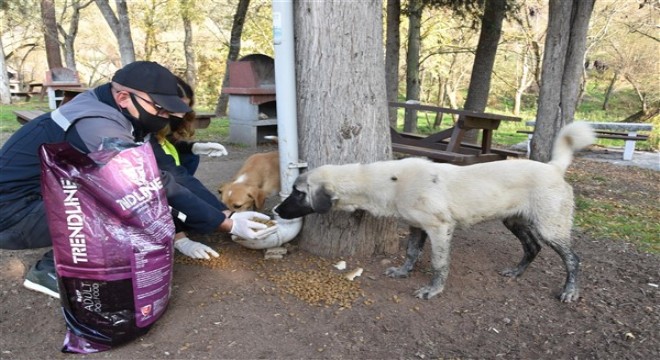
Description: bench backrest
44,67,81,86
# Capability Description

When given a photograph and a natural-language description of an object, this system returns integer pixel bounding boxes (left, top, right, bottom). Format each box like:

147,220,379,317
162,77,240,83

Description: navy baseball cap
112,61,192,113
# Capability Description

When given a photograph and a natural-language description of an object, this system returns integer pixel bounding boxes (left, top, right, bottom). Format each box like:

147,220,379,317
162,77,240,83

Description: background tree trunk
531,0,595,162
403,0,422,133
385,0,401,128
602,71,618,110
95,0,136,66
180,0,196,87
215,0,250,117
461,0,506,143
0,34,11,104
58,0,93,71
294,0,398,258
41,0,63,69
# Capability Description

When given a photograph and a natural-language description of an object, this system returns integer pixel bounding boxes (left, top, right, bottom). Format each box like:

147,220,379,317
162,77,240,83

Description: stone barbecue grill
223,54,278,146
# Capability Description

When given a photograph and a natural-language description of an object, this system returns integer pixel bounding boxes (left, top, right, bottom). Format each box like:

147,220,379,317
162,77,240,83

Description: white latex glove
192,142,228,157
229,211,278,241
174,237,219,259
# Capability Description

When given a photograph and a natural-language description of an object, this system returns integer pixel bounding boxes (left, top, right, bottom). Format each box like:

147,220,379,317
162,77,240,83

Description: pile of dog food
266,265,364,308
175,239,366,308
175,248,231,269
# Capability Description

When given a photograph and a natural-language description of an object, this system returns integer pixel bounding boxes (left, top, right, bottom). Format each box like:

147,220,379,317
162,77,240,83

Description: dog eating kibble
275,122,595,303
219,151,280,211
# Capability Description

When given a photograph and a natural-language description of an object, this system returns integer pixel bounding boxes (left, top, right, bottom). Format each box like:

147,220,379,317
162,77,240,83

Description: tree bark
95,0,136,66
0,34,12,105
385,0,401,128
461,0,506,143
215,0,250,117
294,0,398,257
624,73,648,113
403,0,422,133
531,0,595,162
180,0,196,87
41,0,63,69
602,71,618,110
58,0,93,71
513,49,530,116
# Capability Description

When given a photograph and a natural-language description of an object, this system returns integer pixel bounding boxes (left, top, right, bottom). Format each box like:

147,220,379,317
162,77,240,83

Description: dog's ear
253,189,267,211
311,184,333,214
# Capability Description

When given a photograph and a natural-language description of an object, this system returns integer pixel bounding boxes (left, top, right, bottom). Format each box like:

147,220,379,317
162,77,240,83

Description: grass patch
574,196,659,254
567,162,659,254
0,99,50,133
192,116,231,142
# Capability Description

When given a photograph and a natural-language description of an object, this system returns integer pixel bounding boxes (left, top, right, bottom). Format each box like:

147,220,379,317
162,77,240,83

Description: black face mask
126,93,170,134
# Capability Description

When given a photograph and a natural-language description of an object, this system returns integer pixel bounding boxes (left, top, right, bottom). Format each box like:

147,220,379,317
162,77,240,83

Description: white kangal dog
276,122,595,302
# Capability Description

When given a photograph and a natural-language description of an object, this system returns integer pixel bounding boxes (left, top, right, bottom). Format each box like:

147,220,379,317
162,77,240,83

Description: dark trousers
0,195,51,249
0,196,54,272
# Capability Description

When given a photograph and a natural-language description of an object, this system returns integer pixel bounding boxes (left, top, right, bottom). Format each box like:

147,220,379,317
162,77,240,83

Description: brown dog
219,151,280,211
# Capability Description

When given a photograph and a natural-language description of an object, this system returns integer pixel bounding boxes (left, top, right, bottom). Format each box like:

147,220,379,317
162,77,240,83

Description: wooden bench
10,91,31,102
389,101,523,165
14,110,47,125
522,121,653,161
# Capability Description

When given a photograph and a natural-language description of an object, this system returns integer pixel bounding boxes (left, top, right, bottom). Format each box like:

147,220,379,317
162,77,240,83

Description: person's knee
0,201,51,249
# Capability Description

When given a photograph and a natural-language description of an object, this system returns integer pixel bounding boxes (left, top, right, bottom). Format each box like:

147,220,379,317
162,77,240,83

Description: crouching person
0,61,277,299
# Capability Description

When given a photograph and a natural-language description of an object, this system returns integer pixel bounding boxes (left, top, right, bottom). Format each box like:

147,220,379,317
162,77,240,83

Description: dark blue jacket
0,84,226,233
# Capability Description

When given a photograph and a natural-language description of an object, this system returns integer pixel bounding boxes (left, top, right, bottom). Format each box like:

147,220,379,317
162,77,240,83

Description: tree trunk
96,0,136,66
59,0,93,71
461,0,506,143
602,71,618,110
403,0,422,133
142,4,157,61
294,0,398,257
41,0,63,69
513,48,529,116
385,0,401,128
624,74,648,113
532,0,595,162
0,34,11,105
180,0,196,87
215,0,250,117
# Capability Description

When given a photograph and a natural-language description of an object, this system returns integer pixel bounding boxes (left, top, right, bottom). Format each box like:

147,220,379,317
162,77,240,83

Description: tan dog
219,151,280,211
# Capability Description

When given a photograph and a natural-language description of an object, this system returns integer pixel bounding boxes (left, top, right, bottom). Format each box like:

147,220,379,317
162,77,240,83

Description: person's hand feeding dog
174,236,219,259
173,211,277,259
228,211,277,240
192,142,228,157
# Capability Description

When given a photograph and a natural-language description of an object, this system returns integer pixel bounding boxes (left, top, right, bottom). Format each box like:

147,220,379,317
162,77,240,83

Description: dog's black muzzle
274,188,315,219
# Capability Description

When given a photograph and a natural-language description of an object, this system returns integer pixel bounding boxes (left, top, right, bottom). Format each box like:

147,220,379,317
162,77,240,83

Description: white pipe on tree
235,0,303,250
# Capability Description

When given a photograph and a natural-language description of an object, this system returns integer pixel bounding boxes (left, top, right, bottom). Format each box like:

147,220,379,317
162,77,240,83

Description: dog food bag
39,141,175,353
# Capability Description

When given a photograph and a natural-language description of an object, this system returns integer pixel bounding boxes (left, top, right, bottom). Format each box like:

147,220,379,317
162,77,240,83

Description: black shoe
23,261,60,299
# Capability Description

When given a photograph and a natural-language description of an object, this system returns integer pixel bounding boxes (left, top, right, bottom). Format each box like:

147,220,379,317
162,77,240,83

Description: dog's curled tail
549,122,596,174
264,135,279,143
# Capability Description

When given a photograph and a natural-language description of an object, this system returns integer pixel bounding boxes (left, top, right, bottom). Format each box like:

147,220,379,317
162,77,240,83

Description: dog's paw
384,266,410,278
500,267,523,278
559,286,580,303
413,285,443,300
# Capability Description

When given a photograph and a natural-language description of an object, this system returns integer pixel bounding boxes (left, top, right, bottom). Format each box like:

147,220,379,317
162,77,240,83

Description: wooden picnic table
193,112,215,129
389,101,522,165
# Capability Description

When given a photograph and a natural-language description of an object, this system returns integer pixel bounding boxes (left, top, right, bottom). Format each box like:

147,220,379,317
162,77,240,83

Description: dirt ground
0,143,658,359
